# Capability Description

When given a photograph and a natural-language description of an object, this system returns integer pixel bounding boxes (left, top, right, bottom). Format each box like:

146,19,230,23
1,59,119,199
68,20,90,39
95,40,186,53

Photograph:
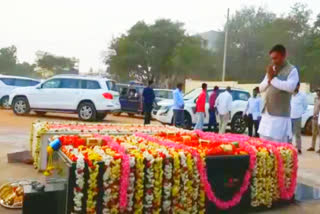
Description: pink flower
95,134,131,210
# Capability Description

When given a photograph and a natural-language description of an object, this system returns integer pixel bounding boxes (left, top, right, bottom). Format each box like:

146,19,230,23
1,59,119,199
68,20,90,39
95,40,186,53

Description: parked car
301,92,316,135
8,75,120,121
116,83,145,116
153,87,250,133
0,75,40,108
154,89,173,103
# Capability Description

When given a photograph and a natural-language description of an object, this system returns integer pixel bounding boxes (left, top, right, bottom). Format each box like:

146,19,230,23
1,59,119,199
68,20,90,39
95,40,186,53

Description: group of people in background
172,82,233,134
142,44,320,155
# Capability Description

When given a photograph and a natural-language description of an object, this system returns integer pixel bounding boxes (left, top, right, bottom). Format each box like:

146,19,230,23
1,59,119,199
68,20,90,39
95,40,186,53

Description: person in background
244,87,262,137
307,88,320,153
208,86,219,132
173,83,185,128
290,82,308,154
142,80,155,125
194,83,207,130
258,44,299,143
215,87,233,134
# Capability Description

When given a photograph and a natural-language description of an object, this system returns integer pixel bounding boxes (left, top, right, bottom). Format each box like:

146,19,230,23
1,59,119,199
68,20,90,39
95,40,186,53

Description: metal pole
222,8,229,82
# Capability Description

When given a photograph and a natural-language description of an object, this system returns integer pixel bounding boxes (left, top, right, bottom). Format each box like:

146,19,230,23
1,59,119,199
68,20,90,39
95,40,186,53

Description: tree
0,46,17,75
216,7,276,82
105,19,217,87
213,4,319,88
0,45,38,77
35,51,78,77
314,13,320,32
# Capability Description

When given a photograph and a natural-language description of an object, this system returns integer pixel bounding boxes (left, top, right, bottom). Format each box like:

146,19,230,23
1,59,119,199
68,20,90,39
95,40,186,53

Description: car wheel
1,96,10,109
78,102,97,121
96,112,107,121
128,113,135,117
184,112,192,130
231,113,246,134
35,111,46,116
304,118,313,136
12,97,30,115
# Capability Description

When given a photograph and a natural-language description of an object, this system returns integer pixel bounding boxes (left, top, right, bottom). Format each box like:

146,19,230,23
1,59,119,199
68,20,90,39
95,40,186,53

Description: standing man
290,82,308,154
215,87,233,134
194,83,207,130
258,44,299,143
208,86,219,132
173,83,185,128
307,88,320,152
244,87,262,137
142,80,155,125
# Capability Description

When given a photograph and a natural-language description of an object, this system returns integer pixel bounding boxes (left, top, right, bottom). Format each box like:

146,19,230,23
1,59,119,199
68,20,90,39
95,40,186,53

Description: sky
0,0,319,73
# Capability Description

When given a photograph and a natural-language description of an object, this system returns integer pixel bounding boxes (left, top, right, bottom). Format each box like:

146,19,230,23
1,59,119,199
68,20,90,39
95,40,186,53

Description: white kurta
258,67,299,142
215,91,233,115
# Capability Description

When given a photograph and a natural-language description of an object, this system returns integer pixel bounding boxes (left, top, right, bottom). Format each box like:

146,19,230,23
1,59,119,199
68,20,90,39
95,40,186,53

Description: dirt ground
0,109,320,213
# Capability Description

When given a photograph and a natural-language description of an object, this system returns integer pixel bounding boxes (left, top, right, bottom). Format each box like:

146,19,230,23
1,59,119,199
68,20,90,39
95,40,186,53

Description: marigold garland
54,128,298,213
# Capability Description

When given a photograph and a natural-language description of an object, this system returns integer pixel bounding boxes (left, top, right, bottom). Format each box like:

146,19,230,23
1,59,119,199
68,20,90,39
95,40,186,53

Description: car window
59,79,80,89
138,87,144,94
42,79,61,89
14,79,40,87
155,90,170,99
0,78,15,86
106,81,117,91
30,80,40,86
120,87,128,96
184,88,201,100
232,91,249,101
81,80,100,89
129,88,137,97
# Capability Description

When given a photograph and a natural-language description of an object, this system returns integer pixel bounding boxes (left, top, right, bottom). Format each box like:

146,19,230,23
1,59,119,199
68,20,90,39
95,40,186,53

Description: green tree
0,46,17,75
0,45,38,77
105,19,217,87
314,13,320,32
214,4,318,88
217,7,276,82
35,51,78,77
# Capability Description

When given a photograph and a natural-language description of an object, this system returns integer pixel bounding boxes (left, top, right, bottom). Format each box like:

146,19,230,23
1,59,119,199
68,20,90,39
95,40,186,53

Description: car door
28,78,62,109
0,78,15,98
127,87,140,112
55,78,81,110
119,86,129,112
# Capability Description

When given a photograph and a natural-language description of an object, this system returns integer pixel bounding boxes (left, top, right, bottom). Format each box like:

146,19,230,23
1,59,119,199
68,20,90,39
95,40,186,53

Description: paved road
0,109,319,213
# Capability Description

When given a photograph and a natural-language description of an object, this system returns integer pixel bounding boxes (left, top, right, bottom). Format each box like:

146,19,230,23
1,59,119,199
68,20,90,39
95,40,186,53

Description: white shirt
290,92,308,119
258,67,299,141
245,97,262,120
215,91,233,115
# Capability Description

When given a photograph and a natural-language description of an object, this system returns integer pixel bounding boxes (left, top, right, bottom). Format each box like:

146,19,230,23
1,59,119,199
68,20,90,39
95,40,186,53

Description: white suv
0,75,40,108
153,87,249,133
9,75,120,121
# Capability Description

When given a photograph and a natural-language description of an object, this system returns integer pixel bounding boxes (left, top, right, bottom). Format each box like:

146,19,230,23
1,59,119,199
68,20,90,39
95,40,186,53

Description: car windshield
154,90,172,99
183,88,201,100
106,81,117,91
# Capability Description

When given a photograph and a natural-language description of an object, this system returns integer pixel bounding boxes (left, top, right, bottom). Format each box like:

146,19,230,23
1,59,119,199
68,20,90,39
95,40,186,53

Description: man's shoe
298,149,302,154
317,149,320,154
307,147,315,151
